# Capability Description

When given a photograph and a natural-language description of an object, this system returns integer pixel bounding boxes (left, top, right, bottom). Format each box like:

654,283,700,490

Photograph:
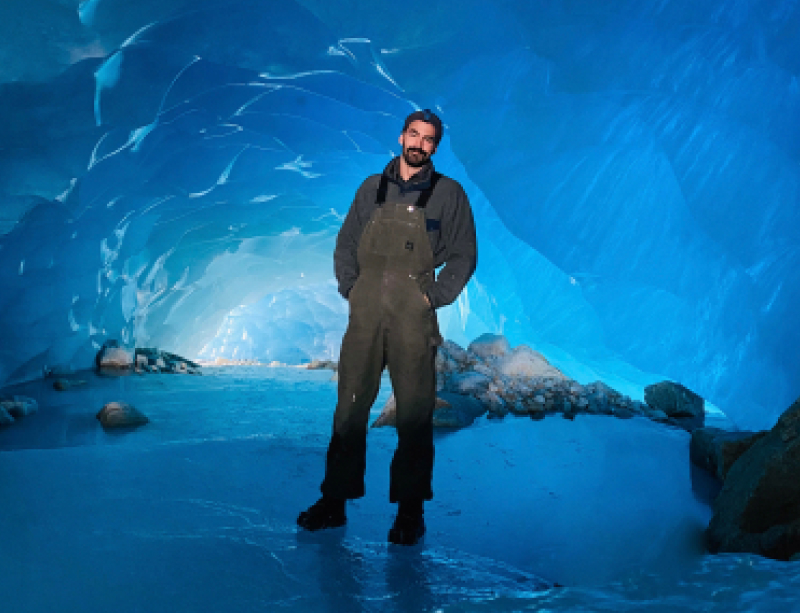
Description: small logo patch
405,241,414,250
407,205,415,212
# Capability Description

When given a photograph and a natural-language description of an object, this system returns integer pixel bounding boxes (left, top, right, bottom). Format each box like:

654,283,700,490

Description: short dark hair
402,109,443,145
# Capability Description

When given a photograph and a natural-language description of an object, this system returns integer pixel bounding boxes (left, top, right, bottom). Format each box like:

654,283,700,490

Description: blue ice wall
0,0,798,429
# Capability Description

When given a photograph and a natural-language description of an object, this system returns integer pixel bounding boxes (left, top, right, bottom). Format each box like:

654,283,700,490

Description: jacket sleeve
427,184,477,309
333,179,372,299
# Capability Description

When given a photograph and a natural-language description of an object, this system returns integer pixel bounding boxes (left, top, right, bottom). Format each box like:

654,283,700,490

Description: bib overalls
321,175,443,503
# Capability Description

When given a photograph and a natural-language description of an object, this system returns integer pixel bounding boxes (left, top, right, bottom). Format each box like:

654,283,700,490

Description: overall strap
415,172,441,209
376,175,389,205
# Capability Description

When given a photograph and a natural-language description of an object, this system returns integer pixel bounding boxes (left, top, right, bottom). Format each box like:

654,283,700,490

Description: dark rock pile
134,348,201,375
372,334,704,431
94,341,201,375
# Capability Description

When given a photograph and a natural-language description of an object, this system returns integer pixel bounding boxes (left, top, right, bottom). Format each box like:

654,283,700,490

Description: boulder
690,427,767,482
467,334,510,360
494,345,565,379
96,342,134,370
706,397,800,560
96,402,149,429
645,381,704,421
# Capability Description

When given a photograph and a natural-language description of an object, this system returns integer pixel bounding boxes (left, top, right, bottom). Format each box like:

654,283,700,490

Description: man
297,109,477,545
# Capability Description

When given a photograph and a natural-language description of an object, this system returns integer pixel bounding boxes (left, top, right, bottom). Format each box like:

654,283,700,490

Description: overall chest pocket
426,217,441,251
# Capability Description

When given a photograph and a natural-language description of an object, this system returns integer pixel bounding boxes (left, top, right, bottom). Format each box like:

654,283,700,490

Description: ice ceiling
0,0,798,430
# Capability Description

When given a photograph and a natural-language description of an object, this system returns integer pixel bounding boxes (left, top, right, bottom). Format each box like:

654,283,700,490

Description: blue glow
1,0,798,430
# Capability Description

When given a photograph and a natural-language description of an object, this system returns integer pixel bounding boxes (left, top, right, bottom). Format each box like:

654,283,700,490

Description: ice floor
1,367,799,612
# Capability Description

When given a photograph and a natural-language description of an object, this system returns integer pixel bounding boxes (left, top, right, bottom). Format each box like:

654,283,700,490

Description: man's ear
398,133,404,147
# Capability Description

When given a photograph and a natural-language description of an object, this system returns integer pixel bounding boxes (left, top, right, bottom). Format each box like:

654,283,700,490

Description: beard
402,145,430,168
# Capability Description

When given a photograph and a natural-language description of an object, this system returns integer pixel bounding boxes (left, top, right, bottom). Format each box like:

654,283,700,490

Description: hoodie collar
383,156,435,192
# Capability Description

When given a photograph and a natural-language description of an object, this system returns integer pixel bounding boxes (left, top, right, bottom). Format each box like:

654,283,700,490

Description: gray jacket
334,157,477,309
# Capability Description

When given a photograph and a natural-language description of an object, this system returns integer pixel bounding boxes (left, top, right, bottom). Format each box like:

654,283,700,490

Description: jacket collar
383,156,435,192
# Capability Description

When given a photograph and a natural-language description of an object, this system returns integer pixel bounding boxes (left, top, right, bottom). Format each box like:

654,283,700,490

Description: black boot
388,500,425,545
297,497,347,531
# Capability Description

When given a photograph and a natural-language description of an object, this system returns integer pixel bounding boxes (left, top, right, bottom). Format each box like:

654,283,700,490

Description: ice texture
0,0,799,428
1,366,798,612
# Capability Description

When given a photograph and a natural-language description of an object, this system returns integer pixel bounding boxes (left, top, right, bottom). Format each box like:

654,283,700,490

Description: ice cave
1,1,799,611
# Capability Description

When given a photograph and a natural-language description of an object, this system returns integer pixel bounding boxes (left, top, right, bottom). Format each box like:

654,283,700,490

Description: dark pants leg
386,306,438,503
320,295,385,500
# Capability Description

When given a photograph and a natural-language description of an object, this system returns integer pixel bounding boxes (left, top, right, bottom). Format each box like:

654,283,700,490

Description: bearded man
298,109,477,545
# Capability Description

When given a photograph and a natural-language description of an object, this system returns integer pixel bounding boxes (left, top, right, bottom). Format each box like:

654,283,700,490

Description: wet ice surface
1,367,798,612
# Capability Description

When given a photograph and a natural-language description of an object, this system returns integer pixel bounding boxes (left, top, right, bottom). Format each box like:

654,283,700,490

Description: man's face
399,120,438,168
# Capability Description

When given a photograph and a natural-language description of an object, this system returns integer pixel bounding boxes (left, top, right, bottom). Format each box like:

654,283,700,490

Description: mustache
407,147,426,154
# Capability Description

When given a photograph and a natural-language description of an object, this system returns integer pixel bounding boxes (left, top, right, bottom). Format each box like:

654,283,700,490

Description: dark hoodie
333,157,477,309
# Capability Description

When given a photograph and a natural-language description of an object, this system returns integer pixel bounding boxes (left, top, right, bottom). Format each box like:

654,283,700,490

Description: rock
645,381,704,420
439,340,471,366
706,396,800,560
690,427,767,482
494,345,565,379
467,334,511,360
589,381,620,399
472,362,497,378
0,405,14,425
435,352,459,375
372,393,398,428
307,359,336,370
476,390,507,416
132,348,201,374
432,392,488,428
160,351,200,369
446,371,493,395
371,392,485,429
0,396,38,418
96,402,149,429
96,342,134,370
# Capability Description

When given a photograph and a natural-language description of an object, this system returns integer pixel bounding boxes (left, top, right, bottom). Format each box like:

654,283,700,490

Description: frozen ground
1,367,799,612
